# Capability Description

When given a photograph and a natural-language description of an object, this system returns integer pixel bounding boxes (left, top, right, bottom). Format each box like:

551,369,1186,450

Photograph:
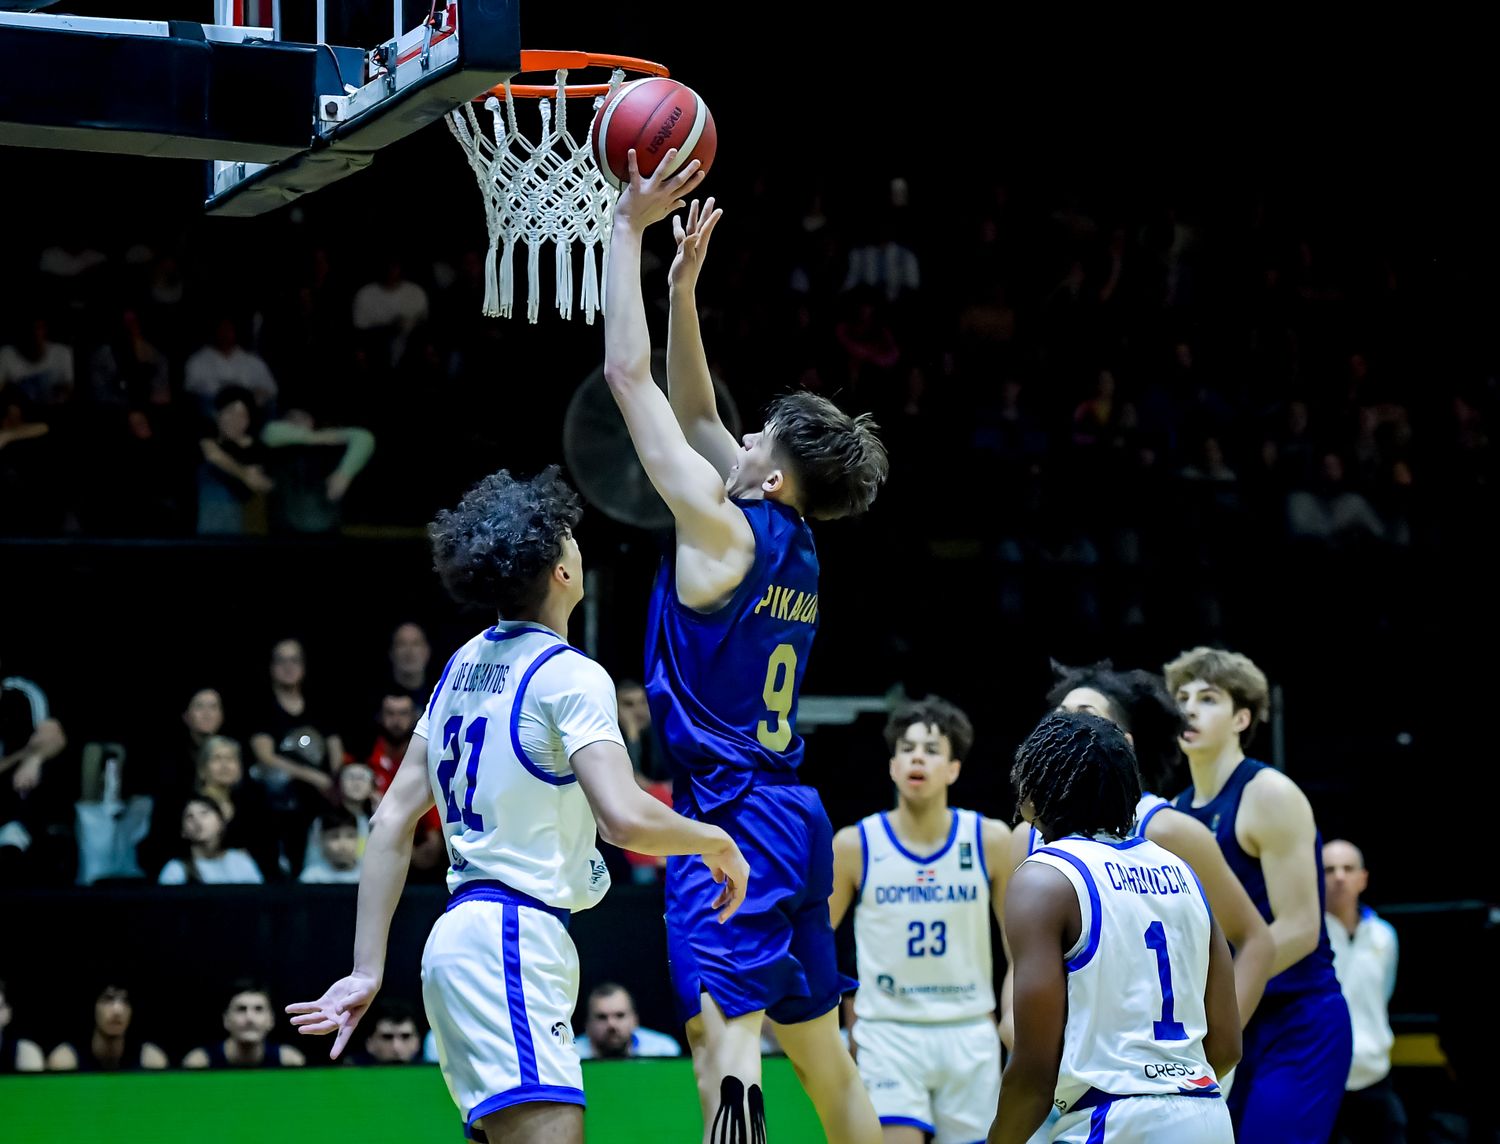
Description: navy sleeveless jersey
644,499,819,815
1173,758,1340,1000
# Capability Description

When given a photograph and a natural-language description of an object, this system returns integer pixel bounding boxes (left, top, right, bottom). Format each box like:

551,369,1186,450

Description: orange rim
478,50,671,101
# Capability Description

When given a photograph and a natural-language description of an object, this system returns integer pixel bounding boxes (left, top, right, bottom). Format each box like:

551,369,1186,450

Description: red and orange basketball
590,77,717,191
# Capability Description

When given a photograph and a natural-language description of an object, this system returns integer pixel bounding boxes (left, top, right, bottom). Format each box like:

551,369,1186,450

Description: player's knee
708,1076,767,1144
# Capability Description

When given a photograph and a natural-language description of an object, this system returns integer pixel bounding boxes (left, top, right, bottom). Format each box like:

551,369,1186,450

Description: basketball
590,77,717,191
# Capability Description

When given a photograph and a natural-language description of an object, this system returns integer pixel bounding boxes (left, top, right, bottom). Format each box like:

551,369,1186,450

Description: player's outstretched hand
701,837,750,924
669,197,723,292
285,971,380,1060
615,148,706,232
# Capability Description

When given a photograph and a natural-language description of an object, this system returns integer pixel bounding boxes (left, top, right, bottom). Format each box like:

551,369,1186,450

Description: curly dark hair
764,392,888,520
428,465,584,616
883,695,975,760
1046,659,1186,794
1012,710,1142,842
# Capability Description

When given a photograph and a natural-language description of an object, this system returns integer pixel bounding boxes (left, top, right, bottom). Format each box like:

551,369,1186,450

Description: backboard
0,1,523,215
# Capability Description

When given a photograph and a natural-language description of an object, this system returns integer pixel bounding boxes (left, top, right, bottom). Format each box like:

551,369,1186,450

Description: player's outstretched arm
1148,808,1273,1027
604,150,753,566
1201,913,1243,1080
666,197,739,479
286,733,432,1059
989,864,1072,1144
1242,770,1326,975
572,740,748,922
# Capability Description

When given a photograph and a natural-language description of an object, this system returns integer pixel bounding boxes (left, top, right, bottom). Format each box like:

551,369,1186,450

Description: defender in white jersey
990,710,1240,1144
998,661,1273,1092
288,467,748,1144
831,696,1011,1144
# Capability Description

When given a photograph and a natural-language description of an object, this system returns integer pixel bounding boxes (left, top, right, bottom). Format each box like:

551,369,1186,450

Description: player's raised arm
286,733,433,1059
1242,770,1327,975
1149,808,1274,1026
604,149,753,564
667,197,739,480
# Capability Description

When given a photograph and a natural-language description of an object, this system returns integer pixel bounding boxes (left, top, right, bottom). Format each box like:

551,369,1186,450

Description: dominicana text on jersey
855,809,995,1022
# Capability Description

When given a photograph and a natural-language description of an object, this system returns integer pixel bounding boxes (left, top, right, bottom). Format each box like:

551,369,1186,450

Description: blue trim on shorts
1086,1102,1110,1144
447,879,571,927
880,1115,937,1134
879,809,959,864
466,1083,585,1136
856,820,869,902
1072,1087,1224,1113
509,644,578,786
1035,847,1102,970
502,903,540,1086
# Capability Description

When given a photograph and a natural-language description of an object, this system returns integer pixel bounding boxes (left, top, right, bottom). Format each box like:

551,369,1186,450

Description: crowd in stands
2,171,1489,561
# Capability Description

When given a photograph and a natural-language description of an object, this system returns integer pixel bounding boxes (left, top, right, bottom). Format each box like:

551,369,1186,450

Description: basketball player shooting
603,149,888,1144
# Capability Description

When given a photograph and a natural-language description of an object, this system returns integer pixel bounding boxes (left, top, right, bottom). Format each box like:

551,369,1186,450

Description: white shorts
855,1017,1001,1143
1052,1094,1232,1143
421,897,584,1139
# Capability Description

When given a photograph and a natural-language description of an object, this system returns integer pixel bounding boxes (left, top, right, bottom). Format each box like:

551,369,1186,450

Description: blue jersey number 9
756,643,798,751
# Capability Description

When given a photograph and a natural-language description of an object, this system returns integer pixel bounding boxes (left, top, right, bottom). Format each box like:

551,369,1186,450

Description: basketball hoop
447,50,669,323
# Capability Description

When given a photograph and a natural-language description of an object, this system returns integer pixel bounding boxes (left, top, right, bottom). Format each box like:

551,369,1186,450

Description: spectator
386,622,434,710
352,259,428,368
575,983,681,1060
615,678,666,784
0,977,44,1072
248,638,343,875
345,999,425,1066
0,386,51,465
366,692,419,796
0,657,68,877
1287,452,1387,547
298,764,374,880
87,308,169,410
361,694,445,880
193,735,278,880
1325,839,1407,1144
197,385,275,535
0,317,74,407
46,984,168,1071
157,797,264,885
184,317,278,414
259,407,377,533
298,807,363,884
182,981,304,1068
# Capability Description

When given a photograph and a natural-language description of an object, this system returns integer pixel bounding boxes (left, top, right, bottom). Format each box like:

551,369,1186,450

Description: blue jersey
1172,758,1340,1000
644,498,819,815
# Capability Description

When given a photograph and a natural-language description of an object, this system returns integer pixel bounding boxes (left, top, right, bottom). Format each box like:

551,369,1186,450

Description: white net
447,69,624,323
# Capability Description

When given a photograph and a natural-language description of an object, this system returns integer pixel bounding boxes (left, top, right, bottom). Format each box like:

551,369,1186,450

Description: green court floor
0,1057,823,1142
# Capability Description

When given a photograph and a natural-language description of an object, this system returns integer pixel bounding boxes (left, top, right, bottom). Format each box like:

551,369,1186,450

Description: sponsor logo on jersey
877,974,896,996
1142,1061,1207,1080
958,841,973,870
551,1021,574,1045
1178,1075,1219,1095
588,858,608,888
450,843,468,871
